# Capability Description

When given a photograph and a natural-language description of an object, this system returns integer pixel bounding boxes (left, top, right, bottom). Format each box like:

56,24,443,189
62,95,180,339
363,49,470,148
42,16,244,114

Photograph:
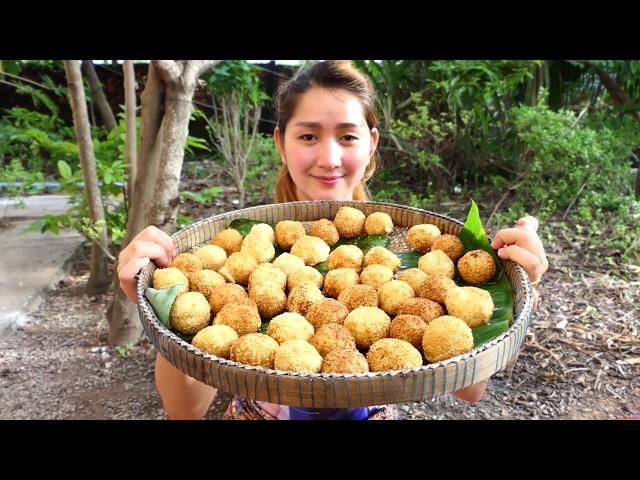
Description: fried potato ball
338,284,379,311
418,249,455,279
321,348,369,374
367,338,423,371
343,306,390,350
192,324,238,359
208,283,249,315
359,264,394,290
389,314,428,350
272,252,306,277
422,315,474,363
274,220,306,250
395,297,444,324
187,269,226,299
333,206,365,238
152,267,189,295
287,266,324,291
363,246,400,272
170,253,203,275
249,263,287,290
249,223,275,244
327,244,364,272
406,224,441,253
274,339,323,373
430,234,465,263
249,281,288,320
287,282,325,315
309,323,356,357
267,312,314,344
290,235,330,266
241,233,275,264
445,286,494,328
415,275,457,304
458,249,497,285
396,268,429,294
169,291,211,334
304,298,349,330
364,212,394,235
214,303,261,336
193,244,227,271
230,333,279,369
212,228,243,256
377,280,415,316
308,219,339,246
323,268,360,299
218,251,258,286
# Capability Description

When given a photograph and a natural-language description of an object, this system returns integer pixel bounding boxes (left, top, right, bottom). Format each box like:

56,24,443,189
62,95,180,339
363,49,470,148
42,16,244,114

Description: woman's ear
370,127,380,156
273,127,286,165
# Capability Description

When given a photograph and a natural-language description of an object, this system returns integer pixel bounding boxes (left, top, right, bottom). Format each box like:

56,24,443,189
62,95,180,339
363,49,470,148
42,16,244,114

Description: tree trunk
82,60,118,131
123,60,138,204
107,60,219,346
64,60,111,295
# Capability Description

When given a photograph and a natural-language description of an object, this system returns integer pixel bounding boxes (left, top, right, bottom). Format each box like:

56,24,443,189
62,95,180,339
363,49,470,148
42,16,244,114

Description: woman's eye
342,134,359,142
300,134,316,142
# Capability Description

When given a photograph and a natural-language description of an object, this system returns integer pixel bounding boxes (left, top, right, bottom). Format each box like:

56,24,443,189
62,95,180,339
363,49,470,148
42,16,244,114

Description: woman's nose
316,139,342,169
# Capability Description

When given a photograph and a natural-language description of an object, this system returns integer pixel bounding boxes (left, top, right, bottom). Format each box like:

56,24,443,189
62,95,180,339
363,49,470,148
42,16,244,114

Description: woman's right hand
117,226,176,303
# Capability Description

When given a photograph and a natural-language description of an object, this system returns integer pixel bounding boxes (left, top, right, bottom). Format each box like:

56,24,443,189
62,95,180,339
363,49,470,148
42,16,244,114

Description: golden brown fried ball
272,252,306,277
418,249,455,279
212,228,243,256
422,315,474,363
445,286,494,328
274,220,306,250
367,338,423,371
214,303,261,336
395,297,444,324
458,249,497,285
327,244,364,272
321,348,369,374
192,324,238,359
249,281,287,320
249,263,287,290
309,323,356,357
396,268,429,294
333,206,365,238
218,251,258,286
338,284,379,311
170,253,203,275
415,275,457,304
267,312,314,344
304,299,349,329
359,264,394,289
169,291,211,334
249,223,275,244
343,306,390,350
193,245,227,271
407,224,441,253
152,267,189,295
323,268,360,299
241,233,275,264
364,212,394,235
308,219,339,246
290,235,330,266
230,333,279,369
389,314,427,350
187,269,226,299
377,280,415,316
363,246,400,272
287,282,325,315
287,266,324,291
431,234,465,263
274,339,323,373
208,283,249,315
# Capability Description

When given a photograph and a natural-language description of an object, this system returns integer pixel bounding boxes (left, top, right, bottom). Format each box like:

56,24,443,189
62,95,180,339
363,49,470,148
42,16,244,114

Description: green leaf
459,199,501,267
396,251,422,271
145,284,185,329
313,261,328,275
472,320,510,347
228,218,272,237
57,160,72,180
259,321,271,334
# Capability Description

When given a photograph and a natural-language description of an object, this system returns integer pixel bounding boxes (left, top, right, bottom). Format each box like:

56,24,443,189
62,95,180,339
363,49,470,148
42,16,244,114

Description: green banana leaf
145,284,185,329
228,218,271,236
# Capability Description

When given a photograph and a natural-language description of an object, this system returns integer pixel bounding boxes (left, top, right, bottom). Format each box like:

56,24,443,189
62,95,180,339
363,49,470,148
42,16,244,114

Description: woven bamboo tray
136,200,534,408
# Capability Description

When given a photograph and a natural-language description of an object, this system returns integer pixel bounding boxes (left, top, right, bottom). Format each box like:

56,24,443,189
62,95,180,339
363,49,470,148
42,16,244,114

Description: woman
117,60,548,420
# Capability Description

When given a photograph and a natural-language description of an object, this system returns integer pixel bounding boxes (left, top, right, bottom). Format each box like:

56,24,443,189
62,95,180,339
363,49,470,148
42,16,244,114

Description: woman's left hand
490,215,548,284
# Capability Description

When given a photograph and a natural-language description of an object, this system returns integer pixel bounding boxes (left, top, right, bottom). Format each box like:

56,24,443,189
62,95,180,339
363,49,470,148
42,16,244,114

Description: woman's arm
453,380,489,403
155,353,217,420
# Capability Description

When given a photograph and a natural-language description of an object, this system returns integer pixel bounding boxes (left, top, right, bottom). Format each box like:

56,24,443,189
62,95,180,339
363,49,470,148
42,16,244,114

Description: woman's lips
314,176,343,185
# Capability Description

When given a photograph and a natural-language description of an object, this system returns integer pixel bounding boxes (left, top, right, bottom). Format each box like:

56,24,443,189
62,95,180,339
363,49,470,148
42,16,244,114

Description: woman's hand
490,216,548,284
117,226,176,303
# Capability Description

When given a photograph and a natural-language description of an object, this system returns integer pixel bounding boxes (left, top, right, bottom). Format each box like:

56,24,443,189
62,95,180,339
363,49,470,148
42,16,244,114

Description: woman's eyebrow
293,121,362,129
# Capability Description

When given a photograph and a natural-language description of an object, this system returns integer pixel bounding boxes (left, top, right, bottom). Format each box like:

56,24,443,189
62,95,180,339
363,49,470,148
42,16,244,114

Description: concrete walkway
0,195,84,334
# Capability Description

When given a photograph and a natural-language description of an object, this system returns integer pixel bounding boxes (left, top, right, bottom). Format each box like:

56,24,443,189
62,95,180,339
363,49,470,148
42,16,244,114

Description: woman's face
274,86,379,201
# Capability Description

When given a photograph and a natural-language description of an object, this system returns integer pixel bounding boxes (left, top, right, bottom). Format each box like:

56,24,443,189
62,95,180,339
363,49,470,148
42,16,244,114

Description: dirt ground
1,217,638,420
